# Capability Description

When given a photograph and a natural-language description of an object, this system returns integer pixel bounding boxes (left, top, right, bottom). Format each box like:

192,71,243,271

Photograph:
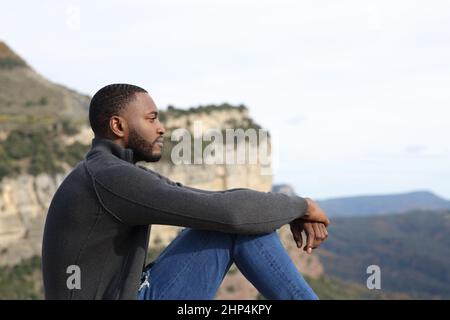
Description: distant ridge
317,190,450,217
271,185,450,218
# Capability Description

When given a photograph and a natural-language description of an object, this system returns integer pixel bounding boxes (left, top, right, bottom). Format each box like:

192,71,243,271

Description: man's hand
301,198,330,227
289,219,328,254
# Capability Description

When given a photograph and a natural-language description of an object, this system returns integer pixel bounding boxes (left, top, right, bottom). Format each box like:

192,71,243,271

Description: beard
127,128,162,163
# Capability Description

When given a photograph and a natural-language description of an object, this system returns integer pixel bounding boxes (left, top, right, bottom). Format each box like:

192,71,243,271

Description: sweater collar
89,137,135,164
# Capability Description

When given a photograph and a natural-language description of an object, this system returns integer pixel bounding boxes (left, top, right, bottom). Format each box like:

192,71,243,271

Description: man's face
122,92,166,162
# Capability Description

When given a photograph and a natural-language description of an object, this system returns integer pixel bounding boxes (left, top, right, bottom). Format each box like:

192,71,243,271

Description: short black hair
89,83,147,137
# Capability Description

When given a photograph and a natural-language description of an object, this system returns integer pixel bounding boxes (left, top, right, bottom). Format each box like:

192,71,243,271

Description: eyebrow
145,111,158,116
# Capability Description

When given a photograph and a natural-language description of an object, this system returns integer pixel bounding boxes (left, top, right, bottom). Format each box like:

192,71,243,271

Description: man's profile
42,83,329,300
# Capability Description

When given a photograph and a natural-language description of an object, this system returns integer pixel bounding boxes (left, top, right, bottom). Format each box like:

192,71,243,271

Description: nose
157,123,166,135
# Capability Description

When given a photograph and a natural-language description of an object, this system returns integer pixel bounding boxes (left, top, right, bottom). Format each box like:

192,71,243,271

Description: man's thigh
138,228,234,300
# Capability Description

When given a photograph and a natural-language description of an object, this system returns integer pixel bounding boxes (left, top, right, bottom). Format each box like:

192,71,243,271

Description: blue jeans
137,228,318,300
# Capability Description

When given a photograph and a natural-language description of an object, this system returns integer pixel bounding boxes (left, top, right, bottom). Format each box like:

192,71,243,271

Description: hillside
0,41,92,181
0,42,90,131
316,209,450,299
317,191,450,217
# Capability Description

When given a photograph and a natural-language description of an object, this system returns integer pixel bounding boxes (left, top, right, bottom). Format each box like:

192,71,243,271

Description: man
42,83,330,300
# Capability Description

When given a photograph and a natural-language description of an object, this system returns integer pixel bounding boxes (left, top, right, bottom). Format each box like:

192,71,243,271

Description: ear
109,115,128,138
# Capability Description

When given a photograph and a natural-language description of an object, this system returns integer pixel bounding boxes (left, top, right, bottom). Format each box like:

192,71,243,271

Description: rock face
0,172,66,265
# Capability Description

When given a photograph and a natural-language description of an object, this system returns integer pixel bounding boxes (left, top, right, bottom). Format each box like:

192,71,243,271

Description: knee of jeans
181,228,235,251
207,230,236,248
233,230,279,251
238,230,278,241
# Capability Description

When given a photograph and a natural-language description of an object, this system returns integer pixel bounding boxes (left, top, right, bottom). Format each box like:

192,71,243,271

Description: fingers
297,229,303,249
303,223,329,254
292,220,329,254
290,224,299,248
320,223,328,239
312,223,322,243
290,221,304,248
316,223,329,245
304,223,315,254
311,223,322,249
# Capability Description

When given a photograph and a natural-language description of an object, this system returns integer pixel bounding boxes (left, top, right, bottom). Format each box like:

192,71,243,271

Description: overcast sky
1,0,449,200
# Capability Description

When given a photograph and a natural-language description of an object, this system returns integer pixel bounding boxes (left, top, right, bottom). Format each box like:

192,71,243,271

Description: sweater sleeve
89,163,309,234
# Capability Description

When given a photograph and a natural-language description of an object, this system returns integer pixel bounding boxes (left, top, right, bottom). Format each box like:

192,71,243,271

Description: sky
1,0,449,200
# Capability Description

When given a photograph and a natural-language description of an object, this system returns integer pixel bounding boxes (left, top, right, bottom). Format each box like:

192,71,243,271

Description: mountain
0,41,90,132
316,209,450,299
317,190,450,218
271,184,297,196
272,184,450,218
0,41,92,182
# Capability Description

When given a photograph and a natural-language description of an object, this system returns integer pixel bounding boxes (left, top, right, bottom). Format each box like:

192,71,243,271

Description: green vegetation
303,275,409,300
23,96,48,108
39,96,48,106
0,144,19,180
0,247,165,300
224,117,262,131
0,256,43,300
162,103,247,119
0,114,55,126
0,57,26,69
256,274,411,300
61,119,79,136
61,141,90,167
0,126,89,181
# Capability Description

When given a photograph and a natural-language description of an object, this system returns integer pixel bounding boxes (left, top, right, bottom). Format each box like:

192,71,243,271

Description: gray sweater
42,137,309,299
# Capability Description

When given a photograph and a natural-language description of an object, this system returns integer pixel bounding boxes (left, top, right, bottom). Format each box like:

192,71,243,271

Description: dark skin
103,92,330,253
294,198,330,254
290,219,328,254
105,92,166,163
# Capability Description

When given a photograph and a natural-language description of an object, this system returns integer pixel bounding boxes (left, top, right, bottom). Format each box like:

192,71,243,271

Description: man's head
89,83,166,162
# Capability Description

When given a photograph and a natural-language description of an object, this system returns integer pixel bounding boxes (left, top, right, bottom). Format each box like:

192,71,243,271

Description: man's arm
137,164,252,195
87,162,309,234
139,165,330,226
